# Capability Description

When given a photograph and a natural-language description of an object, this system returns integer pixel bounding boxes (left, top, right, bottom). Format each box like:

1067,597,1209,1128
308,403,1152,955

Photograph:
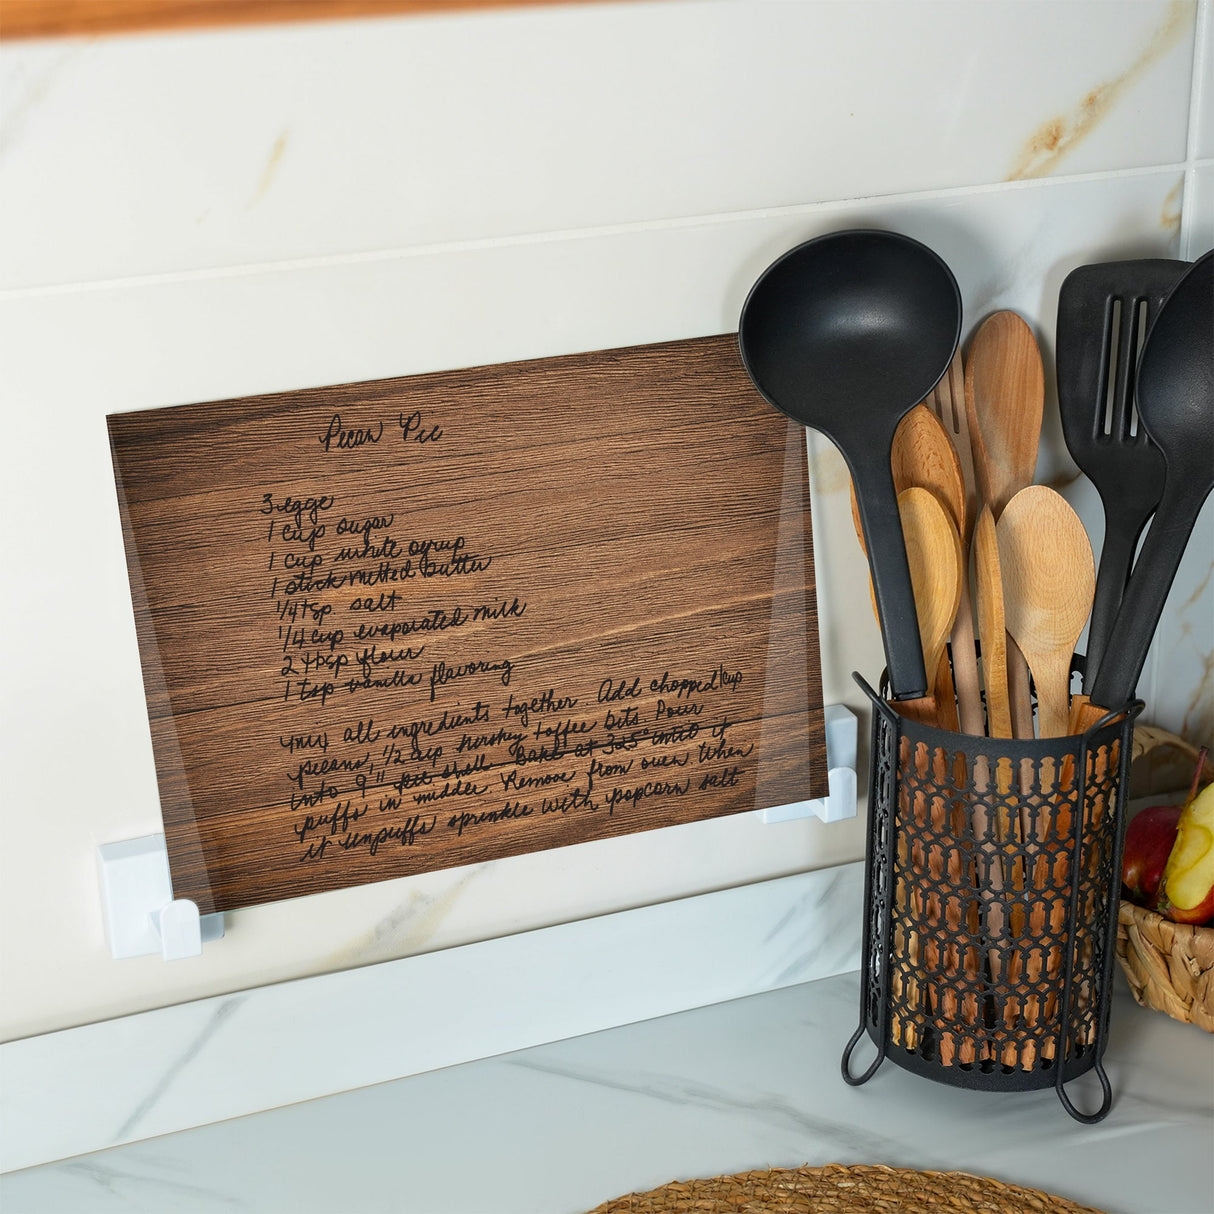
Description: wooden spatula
965,312,1044,738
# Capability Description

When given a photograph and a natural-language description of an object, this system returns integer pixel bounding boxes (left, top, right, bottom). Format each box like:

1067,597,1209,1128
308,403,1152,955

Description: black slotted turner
1055,257,1189,693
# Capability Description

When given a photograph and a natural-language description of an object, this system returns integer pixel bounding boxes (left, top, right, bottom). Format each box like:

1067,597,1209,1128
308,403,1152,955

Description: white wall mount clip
756,703,859,825
97,834,224,961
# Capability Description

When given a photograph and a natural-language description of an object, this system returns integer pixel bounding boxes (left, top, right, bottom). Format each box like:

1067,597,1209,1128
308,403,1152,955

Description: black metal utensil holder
841,662,1141,1122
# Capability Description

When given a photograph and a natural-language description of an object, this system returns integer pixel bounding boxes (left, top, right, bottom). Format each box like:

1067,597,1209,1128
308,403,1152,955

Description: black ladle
1088,249,1214,710
739,229,962,700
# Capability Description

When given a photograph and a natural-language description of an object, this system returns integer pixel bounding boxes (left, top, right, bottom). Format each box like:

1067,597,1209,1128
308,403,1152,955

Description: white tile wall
0,0,1209,1043
0,1,1196,289
1193,0,1214,162
1155,0,1213,744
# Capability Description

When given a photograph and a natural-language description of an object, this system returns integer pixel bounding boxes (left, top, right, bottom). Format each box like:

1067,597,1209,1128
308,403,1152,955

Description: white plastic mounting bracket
97,834,224,960
756,703,859,825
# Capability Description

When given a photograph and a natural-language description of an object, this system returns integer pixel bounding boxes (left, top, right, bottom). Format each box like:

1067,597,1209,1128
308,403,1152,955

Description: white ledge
0,862,864,1173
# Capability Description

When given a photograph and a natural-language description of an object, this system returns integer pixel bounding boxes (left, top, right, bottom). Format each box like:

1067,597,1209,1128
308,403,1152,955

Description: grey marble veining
507,1053,925,1166
3,971,1210,1214
111,996,247,1144
55,1157,243,1211
0,865,866,1174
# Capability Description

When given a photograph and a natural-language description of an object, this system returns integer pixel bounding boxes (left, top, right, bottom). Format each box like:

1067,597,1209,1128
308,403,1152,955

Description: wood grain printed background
108,334,828,913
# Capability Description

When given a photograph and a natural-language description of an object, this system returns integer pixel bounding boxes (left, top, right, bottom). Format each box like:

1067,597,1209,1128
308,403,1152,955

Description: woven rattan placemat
586,1163,1106,1213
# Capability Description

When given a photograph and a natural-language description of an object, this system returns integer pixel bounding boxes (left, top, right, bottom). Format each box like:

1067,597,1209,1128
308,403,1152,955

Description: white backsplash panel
0,0,1209,1043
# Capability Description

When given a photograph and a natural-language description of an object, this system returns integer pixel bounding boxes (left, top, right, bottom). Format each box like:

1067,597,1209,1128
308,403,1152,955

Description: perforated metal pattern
845,669,1139,1119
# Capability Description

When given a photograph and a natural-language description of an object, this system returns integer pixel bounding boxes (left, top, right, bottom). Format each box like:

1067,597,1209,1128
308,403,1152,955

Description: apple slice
1156,781,1214,925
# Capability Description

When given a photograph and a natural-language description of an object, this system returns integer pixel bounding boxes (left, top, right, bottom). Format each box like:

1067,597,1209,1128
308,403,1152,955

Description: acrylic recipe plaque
108,335,827,914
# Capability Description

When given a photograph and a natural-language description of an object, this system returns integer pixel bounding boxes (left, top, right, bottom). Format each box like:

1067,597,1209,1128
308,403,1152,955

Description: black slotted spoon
1088,250,1214,710
1056,258,1190,693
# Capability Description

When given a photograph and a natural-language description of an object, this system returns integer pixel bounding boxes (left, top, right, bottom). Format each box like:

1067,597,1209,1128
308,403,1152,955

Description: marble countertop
2,969,1210,1214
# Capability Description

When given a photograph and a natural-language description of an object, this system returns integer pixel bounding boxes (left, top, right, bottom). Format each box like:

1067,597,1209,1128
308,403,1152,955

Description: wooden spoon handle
1007,638,1035,739
950,573,985,736
974,509,1011,738
934,652,960,733
1032,651,1073,739
894,695,941,727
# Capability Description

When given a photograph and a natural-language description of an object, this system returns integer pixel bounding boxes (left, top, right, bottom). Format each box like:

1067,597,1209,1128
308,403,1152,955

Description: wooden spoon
965,311,1044,738
849,404,965,542
893,406,965,729
892,404,966,531
965,311,1045,514
894,487,964,727
996,486,1096,1023
970,506,1013,974
996,486,1095,739
850,405,965,726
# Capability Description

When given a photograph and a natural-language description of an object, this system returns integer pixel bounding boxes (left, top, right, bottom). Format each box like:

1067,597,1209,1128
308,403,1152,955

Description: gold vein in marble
1179,647,1213,744
248,128,290,208
1007,1,1190,181
1161,177,1183,236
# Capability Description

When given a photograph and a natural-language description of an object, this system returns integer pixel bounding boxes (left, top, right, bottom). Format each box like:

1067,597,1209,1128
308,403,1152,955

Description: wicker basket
1115,901,1214,1032
587,1164,1106,1213
1115,724,1214,1031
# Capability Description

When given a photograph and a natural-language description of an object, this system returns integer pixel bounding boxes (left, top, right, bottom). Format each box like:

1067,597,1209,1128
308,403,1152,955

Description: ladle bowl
739,229,962,699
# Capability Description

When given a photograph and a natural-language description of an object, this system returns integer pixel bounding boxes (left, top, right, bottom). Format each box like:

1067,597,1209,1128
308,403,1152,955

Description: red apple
1155,781,1214,925
1122,803,1182,905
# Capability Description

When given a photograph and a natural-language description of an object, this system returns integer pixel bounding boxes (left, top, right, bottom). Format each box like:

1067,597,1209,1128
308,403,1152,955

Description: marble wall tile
1185,161,1214,256
1192,0,1213,160
0,1,1196,288
1149,0,1212,747
1146,506,1213,745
